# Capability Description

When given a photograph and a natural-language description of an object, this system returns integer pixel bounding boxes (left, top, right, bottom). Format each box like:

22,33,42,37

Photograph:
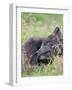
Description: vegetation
21,12,63,77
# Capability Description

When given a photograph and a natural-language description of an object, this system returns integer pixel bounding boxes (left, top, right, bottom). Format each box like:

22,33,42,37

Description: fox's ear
54,27,60,34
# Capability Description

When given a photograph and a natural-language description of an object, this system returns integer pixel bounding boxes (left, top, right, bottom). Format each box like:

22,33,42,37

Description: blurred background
21,13,63,43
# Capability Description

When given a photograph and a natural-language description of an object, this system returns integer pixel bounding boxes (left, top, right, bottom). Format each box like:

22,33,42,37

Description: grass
22,56,63,77
21,12,63,77
21,13,63,43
